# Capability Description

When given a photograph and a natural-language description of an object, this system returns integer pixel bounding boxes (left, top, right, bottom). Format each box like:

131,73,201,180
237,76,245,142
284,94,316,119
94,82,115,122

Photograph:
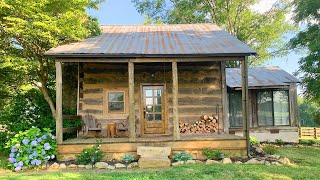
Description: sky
88,0,303,78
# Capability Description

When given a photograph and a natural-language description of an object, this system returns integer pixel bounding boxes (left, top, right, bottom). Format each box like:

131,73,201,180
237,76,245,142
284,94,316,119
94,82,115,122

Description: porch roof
45,24,256,58
226,66,301,89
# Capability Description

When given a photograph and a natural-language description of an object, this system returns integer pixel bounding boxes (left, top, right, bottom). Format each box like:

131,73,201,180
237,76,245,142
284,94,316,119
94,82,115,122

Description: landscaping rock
278,157,290,165
85,165,93,169
222,158,232,164
255,147,264,154
59,163,66,169
185,160,196,164
172,161,185,166
67,164,78,169
138,158,171,168
95,162,108,169
127,162,138,168
115,163,126,169
49,162,60,169
234,161,242,164
265,161,271,166
107,165,116,170
78,165,85,168
195,160,203,164
41,164,48,170
246,158,265,165
269,155,281,160
271,161,282,166
206,160,220,164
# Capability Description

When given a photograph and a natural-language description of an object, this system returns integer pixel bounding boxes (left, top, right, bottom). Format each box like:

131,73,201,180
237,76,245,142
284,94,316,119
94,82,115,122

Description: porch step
137,146,171,168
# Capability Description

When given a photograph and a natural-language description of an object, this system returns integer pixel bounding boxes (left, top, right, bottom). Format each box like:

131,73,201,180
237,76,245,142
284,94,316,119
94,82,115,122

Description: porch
58,134,246,161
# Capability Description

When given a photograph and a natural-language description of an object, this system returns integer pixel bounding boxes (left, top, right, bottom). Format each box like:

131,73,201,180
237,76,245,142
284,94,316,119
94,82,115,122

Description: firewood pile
179,115,219,134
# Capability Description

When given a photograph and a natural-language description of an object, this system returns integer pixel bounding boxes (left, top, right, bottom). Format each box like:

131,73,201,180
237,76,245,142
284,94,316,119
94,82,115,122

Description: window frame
107,91,126,114
257,90,290,127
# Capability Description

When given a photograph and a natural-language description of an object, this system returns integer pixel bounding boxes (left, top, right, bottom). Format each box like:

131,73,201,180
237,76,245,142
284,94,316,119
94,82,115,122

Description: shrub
299,139,317,145
202,148,224,160
262,144,277,155
122,154,135,163
173,152,192,162
5,127,57,171
76,140,105,165
275,139,285,145
250,137,259,146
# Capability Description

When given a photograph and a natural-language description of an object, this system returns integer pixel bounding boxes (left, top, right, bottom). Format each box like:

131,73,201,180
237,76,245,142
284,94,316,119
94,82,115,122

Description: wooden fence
299,127,320,139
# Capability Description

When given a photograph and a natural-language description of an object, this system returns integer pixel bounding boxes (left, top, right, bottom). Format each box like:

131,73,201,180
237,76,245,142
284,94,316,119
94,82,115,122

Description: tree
0,0,104,117
132,0,295,66
290,0,320,103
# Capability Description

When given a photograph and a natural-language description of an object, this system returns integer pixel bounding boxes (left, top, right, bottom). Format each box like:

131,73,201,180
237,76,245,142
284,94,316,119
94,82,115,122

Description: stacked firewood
179,115,219,134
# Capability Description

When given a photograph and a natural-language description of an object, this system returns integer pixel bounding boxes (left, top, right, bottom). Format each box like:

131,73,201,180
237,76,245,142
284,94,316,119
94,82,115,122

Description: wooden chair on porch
81,114,102,138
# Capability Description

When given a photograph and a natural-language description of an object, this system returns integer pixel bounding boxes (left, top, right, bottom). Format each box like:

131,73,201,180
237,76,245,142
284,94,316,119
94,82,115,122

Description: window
257,90,289,126
229,92,243,127
108,92,125,113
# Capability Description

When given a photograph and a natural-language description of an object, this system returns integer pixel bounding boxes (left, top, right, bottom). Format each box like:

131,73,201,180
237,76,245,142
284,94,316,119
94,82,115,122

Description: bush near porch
1,146,320,179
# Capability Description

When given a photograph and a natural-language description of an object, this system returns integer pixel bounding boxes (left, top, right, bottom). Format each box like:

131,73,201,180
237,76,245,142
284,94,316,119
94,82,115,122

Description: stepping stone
137,146,171,168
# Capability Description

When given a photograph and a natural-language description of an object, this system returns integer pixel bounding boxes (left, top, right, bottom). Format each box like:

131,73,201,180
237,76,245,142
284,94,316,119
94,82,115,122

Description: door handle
143,108,146,118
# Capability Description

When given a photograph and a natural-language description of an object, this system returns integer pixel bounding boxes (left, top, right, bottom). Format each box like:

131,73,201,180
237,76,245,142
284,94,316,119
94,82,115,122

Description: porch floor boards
62,133,244,145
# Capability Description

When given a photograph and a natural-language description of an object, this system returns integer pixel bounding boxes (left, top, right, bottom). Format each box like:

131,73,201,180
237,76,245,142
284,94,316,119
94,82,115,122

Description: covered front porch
54,57,250,160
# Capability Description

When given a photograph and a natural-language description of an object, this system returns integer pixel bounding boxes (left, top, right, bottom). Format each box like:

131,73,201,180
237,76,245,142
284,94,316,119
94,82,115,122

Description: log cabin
45,24,257,161
226,66,300,142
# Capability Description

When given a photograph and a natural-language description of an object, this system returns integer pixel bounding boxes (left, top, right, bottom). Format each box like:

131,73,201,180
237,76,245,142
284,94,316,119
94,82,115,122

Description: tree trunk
40,80,56,118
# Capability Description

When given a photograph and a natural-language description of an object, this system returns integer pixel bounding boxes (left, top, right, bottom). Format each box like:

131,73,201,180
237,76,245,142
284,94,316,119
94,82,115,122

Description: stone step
137,146,171,168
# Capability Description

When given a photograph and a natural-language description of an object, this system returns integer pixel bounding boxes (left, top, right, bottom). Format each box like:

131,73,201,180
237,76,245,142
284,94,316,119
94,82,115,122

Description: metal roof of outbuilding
226,66,301,89
45,24,256,58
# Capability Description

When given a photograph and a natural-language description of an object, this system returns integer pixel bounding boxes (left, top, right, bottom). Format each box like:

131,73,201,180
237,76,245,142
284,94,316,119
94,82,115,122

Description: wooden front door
142,85,165,134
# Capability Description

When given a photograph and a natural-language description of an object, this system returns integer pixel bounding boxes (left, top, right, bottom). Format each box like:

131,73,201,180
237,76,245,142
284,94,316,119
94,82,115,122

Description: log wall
79,62,223,136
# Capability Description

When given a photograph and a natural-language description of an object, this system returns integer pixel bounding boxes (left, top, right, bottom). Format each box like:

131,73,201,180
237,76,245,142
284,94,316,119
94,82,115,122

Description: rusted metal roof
226,66,301,89
45,24,256,58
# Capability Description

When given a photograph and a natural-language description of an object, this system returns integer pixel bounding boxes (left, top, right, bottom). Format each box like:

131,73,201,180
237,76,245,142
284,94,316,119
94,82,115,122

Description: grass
0,146,320,180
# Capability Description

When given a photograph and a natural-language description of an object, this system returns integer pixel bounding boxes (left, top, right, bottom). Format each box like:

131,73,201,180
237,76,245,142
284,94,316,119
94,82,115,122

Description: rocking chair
81,114,102,138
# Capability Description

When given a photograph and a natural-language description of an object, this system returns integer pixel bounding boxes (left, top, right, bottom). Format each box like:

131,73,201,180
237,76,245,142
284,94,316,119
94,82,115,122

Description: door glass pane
154,97,162,105
154,106,161,112
145,89,153,97
146,106,153,113
229,92,242,127
146,114,154,121
155,114,162,120
258,91,273,126
154,89,162,96
273,91,289,125
146,98,153,104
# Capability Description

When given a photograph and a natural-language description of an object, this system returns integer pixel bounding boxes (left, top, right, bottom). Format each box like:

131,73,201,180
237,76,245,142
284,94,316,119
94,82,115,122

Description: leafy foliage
290,0,320,109
0,0,104,117
173,152,193,162
122,154,135,163
76,140,105,165
202,148,223,160
275,139,285,145
132,0,295,66
298,97,320,126
6,127,57,171
299,139,317,146
250,137,259,146
262,144,277,155
0,89,55,133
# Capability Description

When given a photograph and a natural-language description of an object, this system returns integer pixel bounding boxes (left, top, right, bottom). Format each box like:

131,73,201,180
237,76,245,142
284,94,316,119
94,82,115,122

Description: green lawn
1,146,320,180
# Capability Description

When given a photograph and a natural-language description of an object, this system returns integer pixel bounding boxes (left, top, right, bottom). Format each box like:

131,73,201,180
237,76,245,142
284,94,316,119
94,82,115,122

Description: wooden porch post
241,57,250,157
289,83,298,126
55,62,63,144
221,61,229,133
172,62,180,140
128,61,136,141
